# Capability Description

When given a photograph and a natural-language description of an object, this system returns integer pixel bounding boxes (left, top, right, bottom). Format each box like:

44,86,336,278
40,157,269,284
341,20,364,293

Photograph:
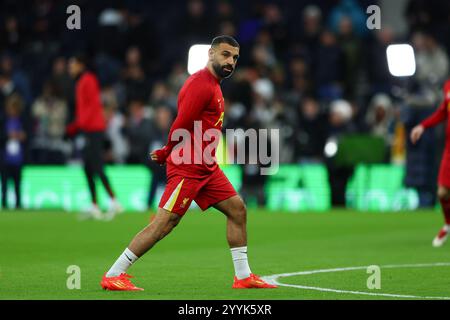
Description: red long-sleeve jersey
67,71,106,135
421,80,450,135
165,67,225,178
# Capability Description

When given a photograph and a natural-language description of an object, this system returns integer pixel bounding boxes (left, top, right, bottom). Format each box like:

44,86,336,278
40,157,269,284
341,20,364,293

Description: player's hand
150,146,169,165
65,123,78,138
410,125,424,144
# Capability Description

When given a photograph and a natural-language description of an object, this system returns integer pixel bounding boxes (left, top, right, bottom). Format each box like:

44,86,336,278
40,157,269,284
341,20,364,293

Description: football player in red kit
411,79,450,247
67,54,123,220
101,36,276,290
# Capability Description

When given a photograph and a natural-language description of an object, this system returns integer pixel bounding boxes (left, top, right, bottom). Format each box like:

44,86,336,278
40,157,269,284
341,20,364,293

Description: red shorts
438,149,450,188
159,167,238,215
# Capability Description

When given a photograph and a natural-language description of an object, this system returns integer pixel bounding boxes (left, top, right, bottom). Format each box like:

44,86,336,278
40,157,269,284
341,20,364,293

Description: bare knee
158,214,182,239
146,212,181,240
438,186,450,200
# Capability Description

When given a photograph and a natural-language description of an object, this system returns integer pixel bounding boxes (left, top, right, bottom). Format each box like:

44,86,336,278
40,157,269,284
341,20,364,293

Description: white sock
106,248,139,277
230,246,252,280
444,225,450,232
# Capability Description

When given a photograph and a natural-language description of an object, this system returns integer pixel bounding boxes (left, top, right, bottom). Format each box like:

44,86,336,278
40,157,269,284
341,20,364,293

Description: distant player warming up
101,36,276,290
411,79,450,247
67,54,123,220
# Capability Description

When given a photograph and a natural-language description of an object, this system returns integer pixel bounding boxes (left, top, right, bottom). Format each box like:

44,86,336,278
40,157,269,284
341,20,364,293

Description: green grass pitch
1,208,449,300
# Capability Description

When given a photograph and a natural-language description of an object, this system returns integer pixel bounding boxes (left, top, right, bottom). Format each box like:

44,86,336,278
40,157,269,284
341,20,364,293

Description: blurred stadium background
1,0,450,213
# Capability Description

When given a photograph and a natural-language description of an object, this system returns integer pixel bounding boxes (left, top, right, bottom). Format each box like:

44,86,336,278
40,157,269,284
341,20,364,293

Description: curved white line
261,262,450,300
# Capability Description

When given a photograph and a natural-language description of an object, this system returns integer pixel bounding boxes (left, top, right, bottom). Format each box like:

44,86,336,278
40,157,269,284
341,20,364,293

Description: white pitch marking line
261,262,450,299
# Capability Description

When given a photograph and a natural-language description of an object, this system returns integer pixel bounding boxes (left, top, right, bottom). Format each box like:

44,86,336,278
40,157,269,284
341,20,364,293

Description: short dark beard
212,61,234,79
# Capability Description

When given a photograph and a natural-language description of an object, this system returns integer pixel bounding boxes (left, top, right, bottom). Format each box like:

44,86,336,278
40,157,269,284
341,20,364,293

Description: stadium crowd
1,0,450,208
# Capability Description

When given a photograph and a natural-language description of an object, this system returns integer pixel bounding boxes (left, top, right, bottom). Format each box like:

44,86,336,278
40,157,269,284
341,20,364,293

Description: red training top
67,71,106,135
165,67,225,178
421,80,450,137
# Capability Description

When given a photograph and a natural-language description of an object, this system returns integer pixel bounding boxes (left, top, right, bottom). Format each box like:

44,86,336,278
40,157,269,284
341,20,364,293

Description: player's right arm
151,80,213,164
411,81,450,144
410,101,446,144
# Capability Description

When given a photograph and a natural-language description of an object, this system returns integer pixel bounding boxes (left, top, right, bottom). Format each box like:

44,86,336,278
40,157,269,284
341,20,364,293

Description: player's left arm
151,81,213,164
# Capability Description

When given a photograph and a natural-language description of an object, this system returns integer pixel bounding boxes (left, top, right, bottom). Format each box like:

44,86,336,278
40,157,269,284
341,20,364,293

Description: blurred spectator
215,0,238,37
223,68,254,124
405,0,450,43
122,9,162,78
124,46,142,74
146,105,173,208
96,7,126,59
337,16,362,99
328,0,368,37
149,81,177,111
122,57,150,105
413,32,449,85
295,97,328,162
216,0,237,25
1,54,32,106
366,28,396,94
366,93,395,141
167,63,189,98
290,5,323,75
325,99,356,206
239,116,268,208
1,93,26,209
218,20,238,39
103,86,128,164
261,3,289,58
251,29,278,75
30,81,68,164
315,30,345,101
0,15,24,53
296,5,323,48
287,57,311,104
121,46,149,104
365,93,396,161
123,99,153,164
0,70,16,102
48,57,74,103
269,99,296,163
178,0,212,44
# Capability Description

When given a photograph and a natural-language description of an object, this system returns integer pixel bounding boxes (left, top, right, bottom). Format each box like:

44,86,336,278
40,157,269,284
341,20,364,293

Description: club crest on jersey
180,197,189,208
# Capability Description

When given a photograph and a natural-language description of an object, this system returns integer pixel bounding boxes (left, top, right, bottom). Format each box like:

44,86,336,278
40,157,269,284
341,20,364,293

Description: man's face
68,58,82,78
209,43,240,79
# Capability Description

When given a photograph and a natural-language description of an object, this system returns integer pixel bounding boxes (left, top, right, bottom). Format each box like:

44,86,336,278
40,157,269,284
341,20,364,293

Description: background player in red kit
67,54,123,220
101,36,276,290
411,79,450,247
